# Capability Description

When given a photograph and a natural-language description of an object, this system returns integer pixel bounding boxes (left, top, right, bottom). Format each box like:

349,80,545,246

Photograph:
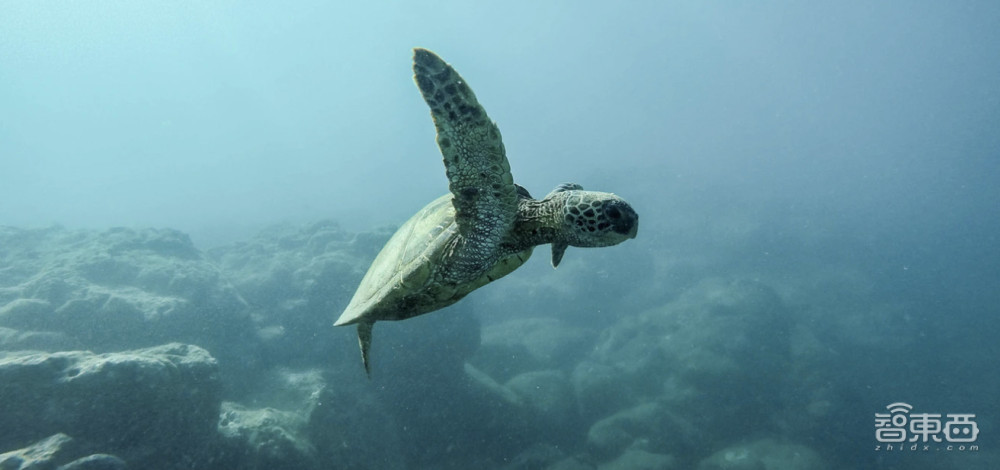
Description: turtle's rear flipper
357,321,374,378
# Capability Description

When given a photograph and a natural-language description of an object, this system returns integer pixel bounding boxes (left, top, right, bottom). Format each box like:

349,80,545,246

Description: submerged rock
0,343,221,467
472,318,595,382
597,448,677,470
571,360,635,424
586,402,697,461
591,278,789,385
0,433,79,470
206,221,391,368
365,308,543,468
505,370,580,444
0,434,126,470
306,380,407,470
547,456,596,470
500,443,569,470
696,438,827,470
57,454,127,470
215,365,411,470
0,326,81,352
217,402,316,470
0,226,257,381
579,277,792,454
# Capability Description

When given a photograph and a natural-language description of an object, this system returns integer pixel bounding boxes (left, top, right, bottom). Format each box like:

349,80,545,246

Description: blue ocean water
1,2,997,469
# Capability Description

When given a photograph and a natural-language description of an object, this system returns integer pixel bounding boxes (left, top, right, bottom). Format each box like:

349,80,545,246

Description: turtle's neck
500,195,566,254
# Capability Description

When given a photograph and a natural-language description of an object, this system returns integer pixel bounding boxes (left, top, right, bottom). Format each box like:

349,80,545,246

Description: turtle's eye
607,206,622,220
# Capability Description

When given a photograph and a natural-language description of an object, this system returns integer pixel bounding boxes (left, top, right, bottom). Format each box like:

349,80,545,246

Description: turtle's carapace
334,48,638,375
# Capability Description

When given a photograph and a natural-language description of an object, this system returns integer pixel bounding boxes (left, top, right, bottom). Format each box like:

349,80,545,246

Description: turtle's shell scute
334,194,532,327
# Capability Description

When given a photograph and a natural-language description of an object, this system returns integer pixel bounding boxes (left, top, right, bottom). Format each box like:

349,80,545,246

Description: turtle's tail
357,321,374,378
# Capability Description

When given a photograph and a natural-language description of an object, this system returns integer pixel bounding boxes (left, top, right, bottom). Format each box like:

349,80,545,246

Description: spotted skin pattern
413,48,518,283
334,49,638,375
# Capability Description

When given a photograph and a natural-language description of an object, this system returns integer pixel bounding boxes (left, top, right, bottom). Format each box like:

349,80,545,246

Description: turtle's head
559,190,638,247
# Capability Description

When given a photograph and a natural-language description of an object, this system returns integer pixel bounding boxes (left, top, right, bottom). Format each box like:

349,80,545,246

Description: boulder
306,381,406,470
591,278,789,384
216,366,411,470
571,360,635,424
474,239,657,330
0,327,81,352
230,367,328,413
206,221,391,368
0,343,221,467
0,433,79,470
597,448,677,470
585,402,697,461
0,227,257,381
547,456,596,470
0,434,126,470
217,403,316,470
581,278,792,443
472,318,595,381
505,370,580,444
696,439,827,470
364,309,538,468
500,444,568,470
57,454,127,470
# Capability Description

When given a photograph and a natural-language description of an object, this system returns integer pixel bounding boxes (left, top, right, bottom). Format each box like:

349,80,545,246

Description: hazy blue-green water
2,2,997,469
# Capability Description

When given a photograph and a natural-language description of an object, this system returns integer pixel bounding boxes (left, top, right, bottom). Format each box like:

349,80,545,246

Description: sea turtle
334,48,638,375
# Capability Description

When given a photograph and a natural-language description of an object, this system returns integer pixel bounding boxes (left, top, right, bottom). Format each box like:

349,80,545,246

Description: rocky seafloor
0,222,994,470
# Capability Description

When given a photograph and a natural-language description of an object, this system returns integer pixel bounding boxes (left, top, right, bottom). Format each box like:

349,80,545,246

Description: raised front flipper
412,48,519,280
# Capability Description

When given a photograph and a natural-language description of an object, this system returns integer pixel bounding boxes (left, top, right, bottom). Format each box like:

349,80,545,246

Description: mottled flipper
412,48,519,279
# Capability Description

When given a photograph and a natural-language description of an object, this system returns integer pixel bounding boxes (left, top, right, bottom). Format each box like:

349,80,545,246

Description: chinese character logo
944,414,979,443
875,402,979,450
875,402,912,442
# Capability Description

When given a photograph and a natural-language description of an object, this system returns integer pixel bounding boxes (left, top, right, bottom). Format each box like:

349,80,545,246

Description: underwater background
1,1,998,469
